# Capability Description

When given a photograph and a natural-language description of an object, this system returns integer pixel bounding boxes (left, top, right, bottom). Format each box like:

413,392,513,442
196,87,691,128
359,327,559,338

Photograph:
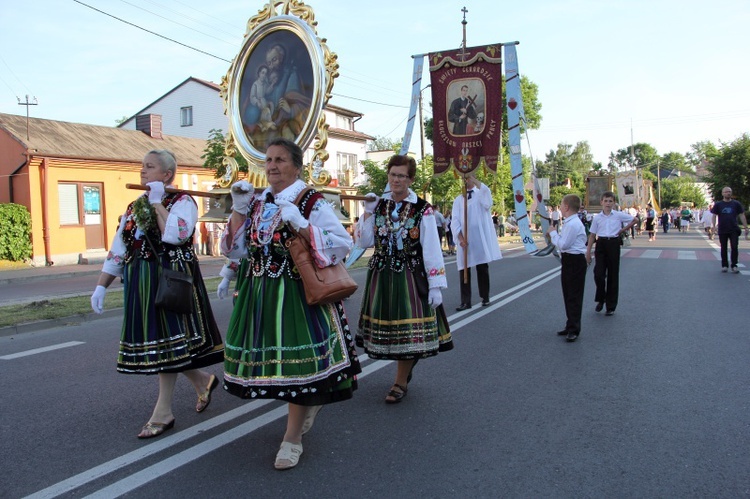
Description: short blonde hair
147,149,177,183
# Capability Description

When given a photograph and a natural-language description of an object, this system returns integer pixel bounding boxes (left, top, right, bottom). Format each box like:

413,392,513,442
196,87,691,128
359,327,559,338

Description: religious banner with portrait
429,44,502,176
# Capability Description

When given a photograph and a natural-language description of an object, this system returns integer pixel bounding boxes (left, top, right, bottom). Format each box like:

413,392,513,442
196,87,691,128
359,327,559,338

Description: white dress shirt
550,214,587,255
589,210,634,238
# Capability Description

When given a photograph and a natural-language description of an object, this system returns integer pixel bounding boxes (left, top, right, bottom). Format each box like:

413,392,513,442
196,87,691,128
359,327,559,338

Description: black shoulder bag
143,233,194,315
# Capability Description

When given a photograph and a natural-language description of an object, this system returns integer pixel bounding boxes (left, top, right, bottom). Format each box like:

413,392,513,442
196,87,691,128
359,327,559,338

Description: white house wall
121,80,371,187
120,80,228,140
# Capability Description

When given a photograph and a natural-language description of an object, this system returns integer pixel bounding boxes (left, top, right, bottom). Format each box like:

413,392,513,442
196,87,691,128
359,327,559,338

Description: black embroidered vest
121,193,196,264
244,188,323,279
368,197,431,276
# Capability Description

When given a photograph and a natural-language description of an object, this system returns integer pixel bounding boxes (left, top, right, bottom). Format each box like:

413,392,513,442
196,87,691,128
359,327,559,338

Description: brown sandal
196,374,219,413
385,383,408,404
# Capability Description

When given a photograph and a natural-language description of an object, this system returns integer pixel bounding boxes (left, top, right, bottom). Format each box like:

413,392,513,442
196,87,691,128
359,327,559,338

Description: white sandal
274,441,303,470
301,405,323,435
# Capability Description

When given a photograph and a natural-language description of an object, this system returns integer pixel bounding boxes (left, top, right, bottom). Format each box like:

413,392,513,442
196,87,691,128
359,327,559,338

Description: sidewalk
0,237,537,336
0,254,228,285
0,235,542,286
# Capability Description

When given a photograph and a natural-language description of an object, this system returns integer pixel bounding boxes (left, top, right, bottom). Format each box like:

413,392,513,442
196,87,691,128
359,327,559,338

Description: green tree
659,176,707,208
607,143,660,172
357,158,389,195
201,129,248,178
704,133,750,207
686,140,719,175
660,151,692,177
539,141,595,188
368,136,400,152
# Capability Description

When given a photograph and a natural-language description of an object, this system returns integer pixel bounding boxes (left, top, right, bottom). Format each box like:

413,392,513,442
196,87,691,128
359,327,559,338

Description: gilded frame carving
221,1,338,186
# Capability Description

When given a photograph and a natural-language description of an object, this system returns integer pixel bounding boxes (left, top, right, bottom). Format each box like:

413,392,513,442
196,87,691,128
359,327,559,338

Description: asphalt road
2,230,749,498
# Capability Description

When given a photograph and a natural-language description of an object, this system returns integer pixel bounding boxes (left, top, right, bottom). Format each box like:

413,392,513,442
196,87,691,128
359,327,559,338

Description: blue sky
1,0,749,166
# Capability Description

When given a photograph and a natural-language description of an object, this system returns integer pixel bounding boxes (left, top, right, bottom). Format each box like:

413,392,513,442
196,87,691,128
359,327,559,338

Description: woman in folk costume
90,149,223,439
356,154,453,404
221,138,361,470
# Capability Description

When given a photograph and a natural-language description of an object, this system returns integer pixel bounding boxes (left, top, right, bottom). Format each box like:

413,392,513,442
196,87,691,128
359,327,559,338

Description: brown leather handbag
285,188,357,305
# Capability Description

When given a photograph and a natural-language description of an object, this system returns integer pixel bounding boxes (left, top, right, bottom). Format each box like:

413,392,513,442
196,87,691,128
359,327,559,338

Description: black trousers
718,230,740,268
593,237,621,309
561,253,587,332
458,263,489,305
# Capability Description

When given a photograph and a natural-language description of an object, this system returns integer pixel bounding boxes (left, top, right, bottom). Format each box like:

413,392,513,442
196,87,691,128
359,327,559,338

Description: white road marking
677,251,697,260
1,341,85,360
21,266,573,499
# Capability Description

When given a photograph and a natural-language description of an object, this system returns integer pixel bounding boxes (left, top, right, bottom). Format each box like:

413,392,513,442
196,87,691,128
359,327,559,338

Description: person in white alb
586,191,637,316
548,194,588,342
451,175,502,310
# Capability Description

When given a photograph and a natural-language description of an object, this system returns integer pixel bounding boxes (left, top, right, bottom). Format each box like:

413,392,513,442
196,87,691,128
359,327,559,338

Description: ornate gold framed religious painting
223,1,335,179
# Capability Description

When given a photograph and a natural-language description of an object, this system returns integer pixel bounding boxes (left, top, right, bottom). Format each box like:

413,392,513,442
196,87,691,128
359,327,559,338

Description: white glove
231,180,254,215
217,277,231,300
147,181,165,204
91,285,106,314
276,199,309,231
427,288,443,308
364,193,379,214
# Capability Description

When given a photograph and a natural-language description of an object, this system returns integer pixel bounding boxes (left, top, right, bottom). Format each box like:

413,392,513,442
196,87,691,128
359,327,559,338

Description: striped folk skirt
357,267,453,360
223,271,361,406
118,256,223,374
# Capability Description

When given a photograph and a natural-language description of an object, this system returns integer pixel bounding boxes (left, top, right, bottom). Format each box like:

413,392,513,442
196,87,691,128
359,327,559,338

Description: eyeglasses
388,173,410,180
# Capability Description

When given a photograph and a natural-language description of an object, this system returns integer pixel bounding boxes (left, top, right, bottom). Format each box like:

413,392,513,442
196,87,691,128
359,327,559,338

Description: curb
0,308,123,338
0,269,102,286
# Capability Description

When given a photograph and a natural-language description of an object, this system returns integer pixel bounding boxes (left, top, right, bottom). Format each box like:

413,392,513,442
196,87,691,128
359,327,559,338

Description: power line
72,0,232,63
118,0,238,46
73,1,411,112
0,55,32,95
332,93,408,108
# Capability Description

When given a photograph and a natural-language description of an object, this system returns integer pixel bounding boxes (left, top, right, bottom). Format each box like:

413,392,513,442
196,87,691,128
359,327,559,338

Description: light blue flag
345,245,366,269
504,44,537,254
399,56,425,155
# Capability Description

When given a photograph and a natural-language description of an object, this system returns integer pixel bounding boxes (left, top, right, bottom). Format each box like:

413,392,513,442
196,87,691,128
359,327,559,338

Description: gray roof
0,113,207,167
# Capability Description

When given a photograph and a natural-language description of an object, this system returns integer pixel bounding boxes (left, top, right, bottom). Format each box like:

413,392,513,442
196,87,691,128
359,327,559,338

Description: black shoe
566,331,579,342
556,330,569,336
605,309,615,316
481,299,490,306
456,303,471,311
595,302,604,312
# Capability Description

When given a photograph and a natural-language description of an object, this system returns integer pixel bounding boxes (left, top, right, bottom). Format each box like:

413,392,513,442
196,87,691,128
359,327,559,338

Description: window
337,115,352,130
336,153,357,185
59,183,80,225
180,106,193,127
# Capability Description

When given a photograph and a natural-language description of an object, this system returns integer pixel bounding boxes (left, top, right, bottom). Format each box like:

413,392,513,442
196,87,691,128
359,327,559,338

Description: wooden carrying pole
127,183,368,201
126,183,222,198
462,177,469,284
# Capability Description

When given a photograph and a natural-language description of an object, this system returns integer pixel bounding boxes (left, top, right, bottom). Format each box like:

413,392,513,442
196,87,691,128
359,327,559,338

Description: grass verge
0,257,374,329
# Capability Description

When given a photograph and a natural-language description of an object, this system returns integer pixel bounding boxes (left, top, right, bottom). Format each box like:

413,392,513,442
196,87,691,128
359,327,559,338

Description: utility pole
18,94,38,141
657,159,661,208
418,84,431,165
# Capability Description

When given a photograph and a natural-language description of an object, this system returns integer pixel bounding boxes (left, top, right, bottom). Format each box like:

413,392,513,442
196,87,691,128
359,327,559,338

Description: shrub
0,203,32,261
